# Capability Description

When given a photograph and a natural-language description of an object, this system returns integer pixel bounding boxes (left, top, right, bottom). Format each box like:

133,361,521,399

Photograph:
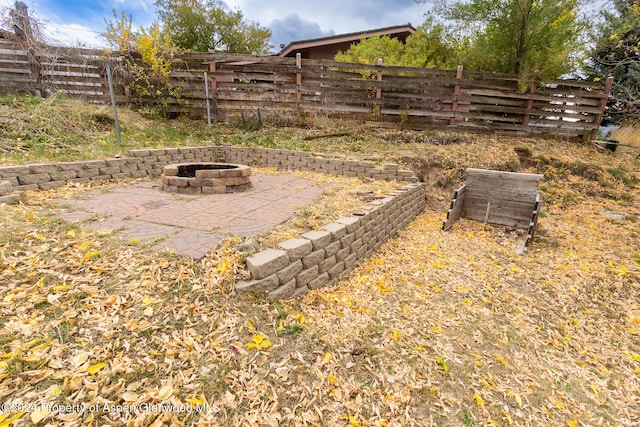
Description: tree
429,0,586,89
586,0,640,123
154,0,272,54
104,10,180,114
334,18,458,69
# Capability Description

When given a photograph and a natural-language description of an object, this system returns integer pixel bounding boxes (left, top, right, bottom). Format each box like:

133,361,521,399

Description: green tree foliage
334,18,458,69
104,11,180,114
154,0,272,54
432,0,586,90
586,0,640,123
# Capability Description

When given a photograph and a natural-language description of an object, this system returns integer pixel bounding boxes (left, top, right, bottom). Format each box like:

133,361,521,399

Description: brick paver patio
50,174,325,259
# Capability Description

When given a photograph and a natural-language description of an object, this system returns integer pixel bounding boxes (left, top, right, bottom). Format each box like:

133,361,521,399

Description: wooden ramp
443,168,543,253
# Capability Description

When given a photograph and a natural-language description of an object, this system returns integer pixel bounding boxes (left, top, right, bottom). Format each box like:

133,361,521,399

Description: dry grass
1,99,639,426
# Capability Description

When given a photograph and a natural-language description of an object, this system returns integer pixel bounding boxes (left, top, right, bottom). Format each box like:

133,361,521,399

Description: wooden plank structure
442,168,544,253
0,33,613,140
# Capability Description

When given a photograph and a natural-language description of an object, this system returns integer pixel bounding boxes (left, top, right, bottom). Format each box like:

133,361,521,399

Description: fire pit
161,163,252,194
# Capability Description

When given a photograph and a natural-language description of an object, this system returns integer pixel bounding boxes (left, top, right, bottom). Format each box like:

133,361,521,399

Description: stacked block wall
236,183,427,299
0,146,416,192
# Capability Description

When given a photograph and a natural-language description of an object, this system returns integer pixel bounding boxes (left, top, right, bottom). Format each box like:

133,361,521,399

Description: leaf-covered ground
1,98,640,426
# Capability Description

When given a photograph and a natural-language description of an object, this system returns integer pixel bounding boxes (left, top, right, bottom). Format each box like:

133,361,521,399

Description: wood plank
467,168,544,182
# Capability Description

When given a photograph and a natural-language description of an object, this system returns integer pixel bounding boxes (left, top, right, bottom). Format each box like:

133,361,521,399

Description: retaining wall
236,182,427,299
0,145,417,192
1,145,427,299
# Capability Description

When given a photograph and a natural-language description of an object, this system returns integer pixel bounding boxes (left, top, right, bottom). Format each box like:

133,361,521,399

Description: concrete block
246,249,289,280
340,233,356,248
18,174,50,185
336,247,351,262
0,180,12,196
127,149,150,157
318,255,337,273
39,181,66,191
76,168,100,178
0,166,30,177
302,249,325,269
343,253,358,269
57,162,85,171
323,241,341,257
327,261,345,280
337,216,360,233
49,170,78,181
235,273,280,293
308,272,330,290
278,238,313,261
0,194,19,204
202,186,227,194
83,160,107,169
268,279,297,300
289,285,309,299
324,223,347,241
276,260,303,285
301,230,332,250
29,164,58,174
177,186,201,195
296,265,319,288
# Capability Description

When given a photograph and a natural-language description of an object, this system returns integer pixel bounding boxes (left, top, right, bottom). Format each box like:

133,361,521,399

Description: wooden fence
209,54,612,140
0,34,612,140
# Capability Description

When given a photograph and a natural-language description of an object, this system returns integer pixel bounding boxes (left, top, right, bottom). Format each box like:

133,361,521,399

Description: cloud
227,0,428,36
269,14,335,50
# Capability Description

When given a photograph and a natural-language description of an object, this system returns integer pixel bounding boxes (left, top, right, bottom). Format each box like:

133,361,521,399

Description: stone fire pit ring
161,162,252,194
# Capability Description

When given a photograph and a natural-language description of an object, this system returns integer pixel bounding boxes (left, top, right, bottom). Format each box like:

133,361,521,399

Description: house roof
278,24,416,57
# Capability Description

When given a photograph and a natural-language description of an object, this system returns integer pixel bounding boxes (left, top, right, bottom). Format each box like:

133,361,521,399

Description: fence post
450,65,463,125
296,53,302,103
209,60,218,120
590,76,614,141
522,81,536,127
376,58,383,121
106,66,122,147
204,72,211,126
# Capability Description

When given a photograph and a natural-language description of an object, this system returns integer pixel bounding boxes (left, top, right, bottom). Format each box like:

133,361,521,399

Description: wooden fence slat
0,39,611,140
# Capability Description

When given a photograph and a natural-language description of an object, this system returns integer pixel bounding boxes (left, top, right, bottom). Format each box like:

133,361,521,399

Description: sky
0,0,430,52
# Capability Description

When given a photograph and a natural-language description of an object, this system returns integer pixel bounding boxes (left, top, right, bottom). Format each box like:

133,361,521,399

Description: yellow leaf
143,306,153,316
53,284,71,292
84,413,94,424
0,412,25,427
515,393,523,408
216,258,231,273
122,391,138,402
493,353,509,366
324,352,331,364
129,238,140,244
81,250,100,263
66,229,76,238
157,384,173,400
187,394,207,406
30,405,50,424
628,352,640,363
246,333,271,350
50,386,62,397
392,330,402,341
349,416,360,427
142,295,154,306
87,362,107,374
327,374,338,385
474,391,485,406
567,421,578,427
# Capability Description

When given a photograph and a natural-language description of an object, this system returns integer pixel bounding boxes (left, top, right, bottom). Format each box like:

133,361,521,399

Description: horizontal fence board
0,40,610,140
